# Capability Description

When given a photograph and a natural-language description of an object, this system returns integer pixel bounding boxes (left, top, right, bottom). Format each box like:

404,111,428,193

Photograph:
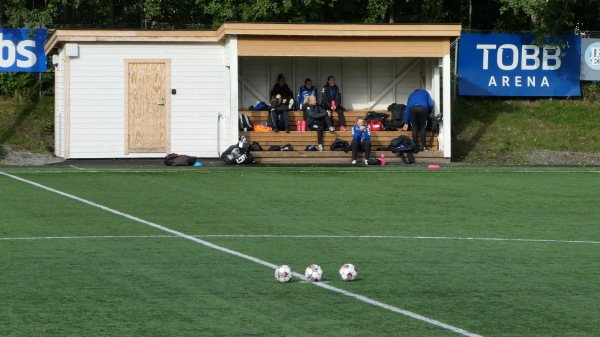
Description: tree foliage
1,0,599,32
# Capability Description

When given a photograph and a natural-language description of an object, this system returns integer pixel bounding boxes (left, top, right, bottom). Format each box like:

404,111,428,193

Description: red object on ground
428,165,440,170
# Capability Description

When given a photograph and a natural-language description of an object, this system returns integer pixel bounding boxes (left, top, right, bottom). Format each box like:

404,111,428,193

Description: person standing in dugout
403,89,433,152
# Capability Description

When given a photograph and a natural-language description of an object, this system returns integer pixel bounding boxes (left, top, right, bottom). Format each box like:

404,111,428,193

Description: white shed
44,23,461,160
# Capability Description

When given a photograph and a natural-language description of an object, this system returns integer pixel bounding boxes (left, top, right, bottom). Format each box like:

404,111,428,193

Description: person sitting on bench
303,95,333,151
320,75,346,131
351,117,371,165
297,78,317,110
268,94,290,133
270,74,294,109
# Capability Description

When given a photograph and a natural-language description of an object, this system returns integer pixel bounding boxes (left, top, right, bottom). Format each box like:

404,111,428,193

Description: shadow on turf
451,98,509,162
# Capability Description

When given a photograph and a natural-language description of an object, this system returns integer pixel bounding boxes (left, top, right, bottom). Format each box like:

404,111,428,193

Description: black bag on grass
164,153,197,166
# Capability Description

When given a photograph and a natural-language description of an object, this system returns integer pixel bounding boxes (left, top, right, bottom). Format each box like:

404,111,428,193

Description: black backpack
268,145,282,151
389,135,417,153
164,153,197,166
250,141,263,151
281,144,294,151
430,114,443,147
387,103,406,128
239,114,254,131
330,138,350,152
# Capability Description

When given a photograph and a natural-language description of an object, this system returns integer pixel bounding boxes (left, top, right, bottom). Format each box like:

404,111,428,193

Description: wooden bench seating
241,109,392,130
239,109,448,164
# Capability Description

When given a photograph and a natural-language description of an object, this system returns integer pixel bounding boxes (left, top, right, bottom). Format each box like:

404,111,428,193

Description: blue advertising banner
0,29,47,72
458,34,581,97
581,38,600,81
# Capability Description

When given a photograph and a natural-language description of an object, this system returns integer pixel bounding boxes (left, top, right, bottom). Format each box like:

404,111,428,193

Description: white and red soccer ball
339,263,358,281
274,265,293,283
304,264,324,282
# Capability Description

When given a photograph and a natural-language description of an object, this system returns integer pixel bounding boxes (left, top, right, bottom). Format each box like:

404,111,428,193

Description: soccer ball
304,264,323,282
275,265,293,283
339,264,358,281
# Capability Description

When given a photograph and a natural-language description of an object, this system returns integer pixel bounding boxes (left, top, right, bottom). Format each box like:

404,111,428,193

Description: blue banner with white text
0,29,47,72
458,34,581,97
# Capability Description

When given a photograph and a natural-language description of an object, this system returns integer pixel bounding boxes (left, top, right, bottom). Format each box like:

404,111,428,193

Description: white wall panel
239,56,429,110
65,42,227,158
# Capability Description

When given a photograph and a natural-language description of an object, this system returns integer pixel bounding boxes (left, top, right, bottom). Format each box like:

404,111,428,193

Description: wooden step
250,150,449,164
240,109,392,129
239,110,444,164
240,131,438,149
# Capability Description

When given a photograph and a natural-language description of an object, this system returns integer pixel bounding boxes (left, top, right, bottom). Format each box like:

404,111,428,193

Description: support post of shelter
228,35,239,147
442,54,451,159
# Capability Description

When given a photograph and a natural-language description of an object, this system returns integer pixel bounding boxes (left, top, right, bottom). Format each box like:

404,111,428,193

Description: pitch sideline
0,171,483,337
2,234,599,246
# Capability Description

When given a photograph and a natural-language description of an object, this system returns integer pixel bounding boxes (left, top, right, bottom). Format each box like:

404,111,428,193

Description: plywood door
126,61,170,153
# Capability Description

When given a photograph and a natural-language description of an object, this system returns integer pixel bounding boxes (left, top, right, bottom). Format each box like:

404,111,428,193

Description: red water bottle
297,120,302,132
301,120,306,131
380,153,386,166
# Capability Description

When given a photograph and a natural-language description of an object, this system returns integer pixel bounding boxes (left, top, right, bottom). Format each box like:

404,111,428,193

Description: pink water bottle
301,120,306,131
331,100,336,109
297,120,302,131
380,153,386,166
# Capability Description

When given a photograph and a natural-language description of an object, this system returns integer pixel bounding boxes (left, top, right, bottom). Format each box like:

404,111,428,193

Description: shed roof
45,22,461,57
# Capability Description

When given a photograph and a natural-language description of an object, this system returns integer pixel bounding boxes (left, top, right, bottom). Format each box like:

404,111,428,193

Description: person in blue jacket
351,117,371,165
403,89,433,151
297,78,317,110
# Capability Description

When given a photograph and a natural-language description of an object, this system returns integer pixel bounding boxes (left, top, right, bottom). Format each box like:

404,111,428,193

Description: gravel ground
1,145,599,167
0,146,65,167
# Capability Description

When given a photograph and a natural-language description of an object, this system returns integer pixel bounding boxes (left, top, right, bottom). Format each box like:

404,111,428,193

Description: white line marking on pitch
2,168,600,175
197,234,600,245
0,235,175,241
2,234,597,246
0,171,482,337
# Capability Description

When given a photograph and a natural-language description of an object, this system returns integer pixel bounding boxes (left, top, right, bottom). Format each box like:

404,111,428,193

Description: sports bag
368,119,384,132
239,114,254,131
253,122,272,132
389,135,417,153
281,144,294,151
268,145,282,151
164,153,197,166
387,103,406,128
366,158,381,165
250,141,263,151
430,113,443,148
249,101,267,110
330,138,350,152
221,144,254,164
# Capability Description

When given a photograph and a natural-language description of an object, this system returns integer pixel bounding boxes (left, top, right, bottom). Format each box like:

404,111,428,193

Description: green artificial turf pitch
0,166,599,336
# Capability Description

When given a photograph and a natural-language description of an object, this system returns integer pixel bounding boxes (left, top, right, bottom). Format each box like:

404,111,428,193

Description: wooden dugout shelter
44,23,461,160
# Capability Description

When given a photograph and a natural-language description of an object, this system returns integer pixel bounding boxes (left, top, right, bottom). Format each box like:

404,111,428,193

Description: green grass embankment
1,96,599,164
452,98,600,163
0,97,54,154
